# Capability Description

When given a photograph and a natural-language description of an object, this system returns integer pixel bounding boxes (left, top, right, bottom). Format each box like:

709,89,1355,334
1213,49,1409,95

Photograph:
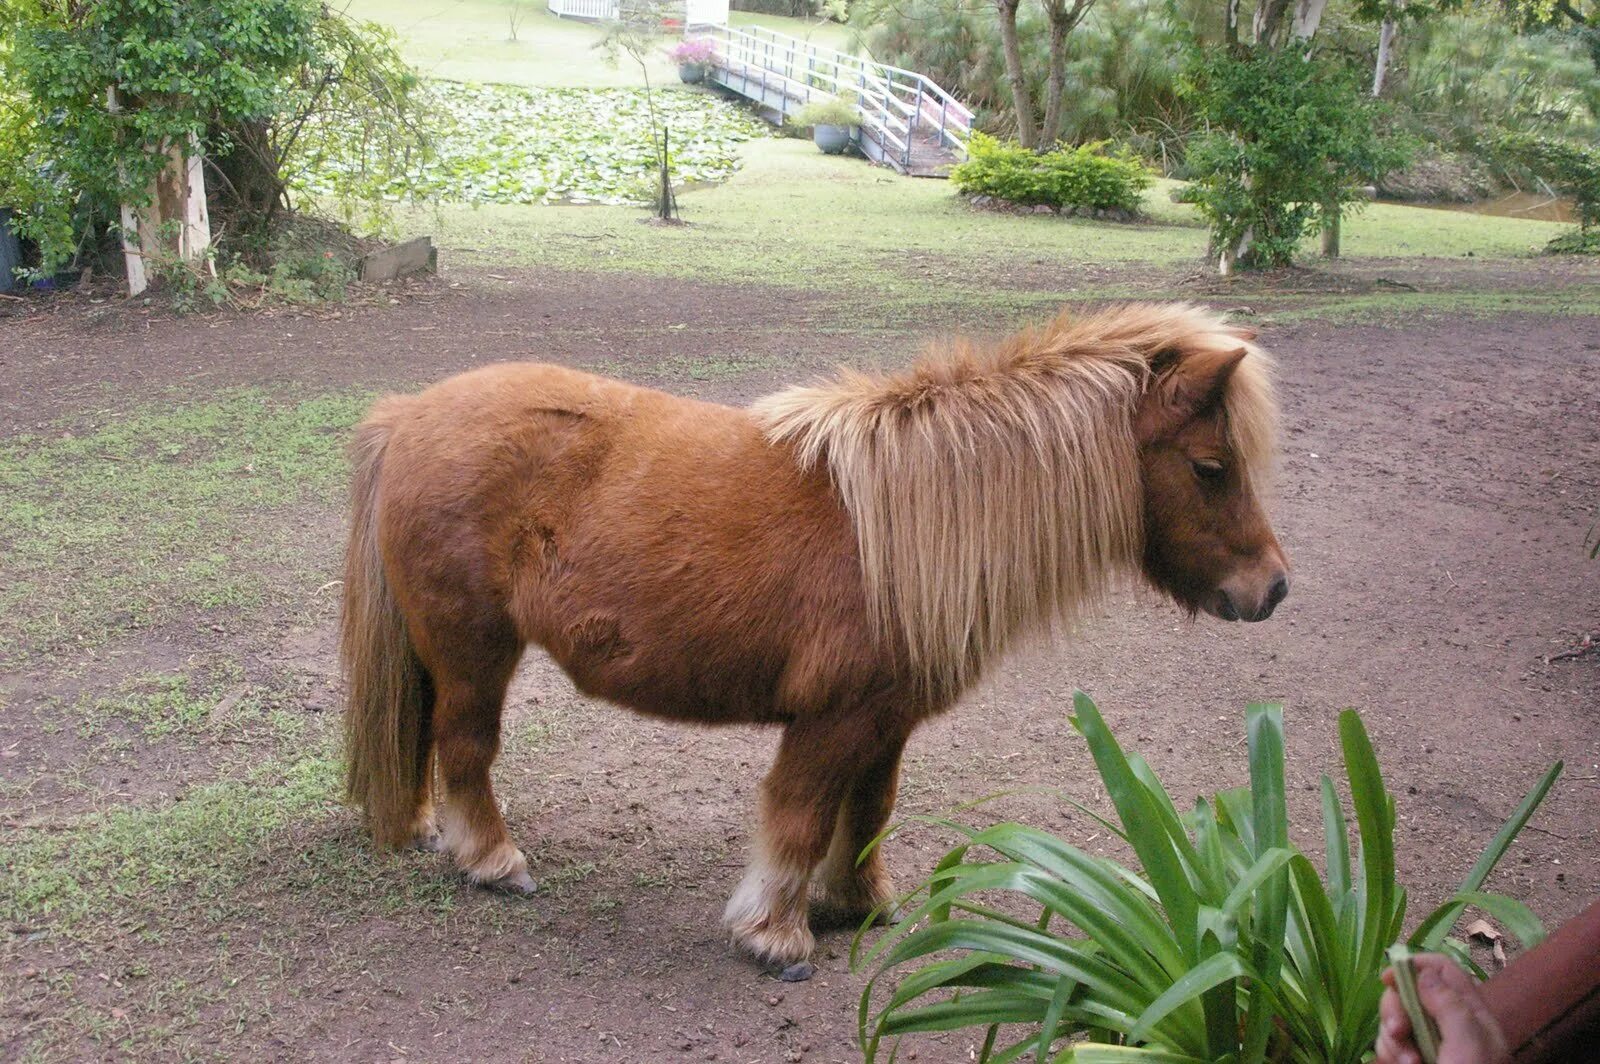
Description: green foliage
0,0,435,280
793,95,862,127
858,694,1561,1063
266,13,440,229
859,0,1195,162
1496,132,1600,233
952,132,1154,212
1,0,320,274
1183,48,1405,269
1402,16,1600,149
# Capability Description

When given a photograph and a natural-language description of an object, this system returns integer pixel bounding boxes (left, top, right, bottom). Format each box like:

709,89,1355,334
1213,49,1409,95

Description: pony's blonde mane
752,303,1276,702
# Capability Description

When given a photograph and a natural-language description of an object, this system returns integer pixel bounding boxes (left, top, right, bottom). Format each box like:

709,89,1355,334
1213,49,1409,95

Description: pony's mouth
1210,592,1242,622
1204,576,1289,623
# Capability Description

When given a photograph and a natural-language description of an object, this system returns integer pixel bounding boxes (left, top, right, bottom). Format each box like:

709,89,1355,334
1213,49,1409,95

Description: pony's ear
1139,346,1248,442
1167,346,1247,417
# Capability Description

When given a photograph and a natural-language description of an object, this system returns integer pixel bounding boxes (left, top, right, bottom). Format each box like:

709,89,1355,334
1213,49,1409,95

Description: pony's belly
553,639,795,727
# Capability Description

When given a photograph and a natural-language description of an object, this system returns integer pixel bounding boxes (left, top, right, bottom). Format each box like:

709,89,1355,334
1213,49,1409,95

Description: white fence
547,0,617,19
547,0,728,23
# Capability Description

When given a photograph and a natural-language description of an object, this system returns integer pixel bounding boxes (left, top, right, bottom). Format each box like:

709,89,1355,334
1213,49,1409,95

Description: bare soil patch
3,264,1596,1063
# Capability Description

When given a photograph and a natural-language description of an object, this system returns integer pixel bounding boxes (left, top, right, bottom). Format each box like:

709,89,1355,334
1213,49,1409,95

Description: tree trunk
1290,0,1329,40
1225,0,1241,49
1320,206,1340,257
1372,15,1399,96
1252,0,1292,46
995,0,1037,148
1039,0,1095,147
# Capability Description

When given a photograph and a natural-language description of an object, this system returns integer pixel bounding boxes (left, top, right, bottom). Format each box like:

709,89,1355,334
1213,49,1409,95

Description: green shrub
1183,48,1405,270
951,133,1154,213
857,693,1561,1063
1403,17,1600,150
793,96,862,127
0,0,434,281
1496,132,1600,235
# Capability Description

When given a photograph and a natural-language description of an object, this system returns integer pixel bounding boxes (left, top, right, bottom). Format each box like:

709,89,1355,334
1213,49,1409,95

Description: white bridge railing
695,24,972,173
548,0,617,19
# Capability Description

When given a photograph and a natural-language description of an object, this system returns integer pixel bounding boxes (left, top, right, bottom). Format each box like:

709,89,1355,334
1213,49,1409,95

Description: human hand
1376,953,1510,1064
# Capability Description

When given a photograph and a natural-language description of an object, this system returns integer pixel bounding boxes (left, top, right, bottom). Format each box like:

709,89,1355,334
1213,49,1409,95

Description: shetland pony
341,303,1289,977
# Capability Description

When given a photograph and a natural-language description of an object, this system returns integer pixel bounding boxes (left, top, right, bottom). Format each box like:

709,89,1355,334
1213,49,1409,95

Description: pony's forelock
750,302,1278,703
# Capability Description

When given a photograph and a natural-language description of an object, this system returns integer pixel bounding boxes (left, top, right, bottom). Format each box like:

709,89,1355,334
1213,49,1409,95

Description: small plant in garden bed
793,96,862,129
856,693,1561,1063
951,133,1154,217
668,38,717,65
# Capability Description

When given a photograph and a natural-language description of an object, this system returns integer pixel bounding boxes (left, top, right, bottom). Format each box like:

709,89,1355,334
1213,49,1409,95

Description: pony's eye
1192,459,1226,482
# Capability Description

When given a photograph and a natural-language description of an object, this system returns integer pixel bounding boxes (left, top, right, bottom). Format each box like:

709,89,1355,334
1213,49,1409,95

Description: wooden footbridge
692,25,973,177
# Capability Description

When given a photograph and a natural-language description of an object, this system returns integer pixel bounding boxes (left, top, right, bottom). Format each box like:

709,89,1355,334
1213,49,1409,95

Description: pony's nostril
1266,574,1289,610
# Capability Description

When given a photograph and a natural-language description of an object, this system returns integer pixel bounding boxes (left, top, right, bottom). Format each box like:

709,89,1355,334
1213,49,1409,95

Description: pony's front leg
817,735,906,923
724,715,892,979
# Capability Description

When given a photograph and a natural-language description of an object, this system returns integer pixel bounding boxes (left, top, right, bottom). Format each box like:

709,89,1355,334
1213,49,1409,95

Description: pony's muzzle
1216,568,1290,623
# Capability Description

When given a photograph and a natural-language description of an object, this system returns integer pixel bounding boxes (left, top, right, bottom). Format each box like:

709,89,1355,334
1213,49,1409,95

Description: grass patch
0,390,367,662
410,141,1578,308
2,753,342,933
1265,287,1600,323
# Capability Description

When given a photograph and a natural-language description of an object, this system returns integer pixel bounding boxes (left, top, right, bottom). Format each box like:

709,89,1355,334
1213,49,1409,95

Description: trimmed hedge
951,133,1153,214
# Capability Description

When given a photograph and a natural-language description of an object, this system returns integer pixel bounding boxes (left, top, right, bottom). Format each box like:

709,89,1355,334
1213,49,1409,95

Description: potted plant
668,38,716,84
793,96,860,155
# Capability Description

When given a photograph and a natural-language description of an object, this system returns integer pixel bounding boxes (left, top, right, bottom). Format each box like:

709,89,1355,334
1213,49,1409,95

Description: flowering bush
668,37,716,65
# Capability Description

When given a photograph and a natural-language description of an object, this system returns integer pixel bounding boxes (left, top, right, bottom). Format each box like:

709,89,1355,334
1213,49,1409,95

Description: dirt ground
2,262,1597,1063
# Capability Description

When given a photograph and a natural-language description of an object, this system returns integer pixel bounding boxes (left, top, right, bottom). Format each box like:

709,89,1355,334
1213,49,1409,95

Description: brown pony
341,302,1289,977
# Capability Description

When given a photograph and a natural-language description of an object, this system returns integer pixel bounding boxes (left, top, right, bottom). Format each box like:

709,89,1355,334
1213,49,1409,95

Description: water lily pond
297,82,771,207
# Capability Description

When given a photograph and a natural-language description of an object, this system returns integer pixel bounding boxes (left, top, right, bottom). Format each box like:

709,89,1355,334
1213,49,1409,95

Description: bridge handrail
696,22,970,161
726,25,971,126
714,55,911,150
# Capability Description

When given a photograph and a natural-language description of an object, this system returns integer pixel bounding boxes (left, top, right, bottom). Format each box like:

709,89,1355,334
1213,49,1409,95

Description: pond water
1386,191,1577,224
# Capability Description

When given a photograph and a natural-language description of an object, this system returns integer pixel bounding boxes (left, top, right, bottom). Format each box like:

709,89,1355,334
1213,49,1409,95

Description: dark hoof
411,833,445,853
776,961,815,983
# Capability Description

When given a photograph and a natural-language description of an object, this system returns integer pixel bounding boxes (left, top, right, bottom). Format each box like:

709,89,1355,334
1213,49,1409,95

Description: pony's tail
341,400,432,850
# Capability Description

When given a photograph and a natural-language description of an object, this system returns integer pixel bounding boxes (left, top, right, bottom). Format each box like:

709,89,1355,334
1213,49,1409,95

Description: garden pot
0,208,21,294
678,62,706,84
812,124,853,155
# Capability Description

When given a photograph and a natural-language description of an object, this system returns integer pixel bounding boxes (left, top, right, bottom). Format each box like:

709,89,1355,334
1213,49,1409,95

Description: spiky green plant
856,695,1561,1063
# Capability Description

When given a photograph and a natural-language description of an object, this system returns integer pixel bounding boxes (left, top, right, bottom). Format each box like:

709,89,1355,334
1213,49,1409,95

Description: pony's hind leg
816,736,906,923
421,636,534,893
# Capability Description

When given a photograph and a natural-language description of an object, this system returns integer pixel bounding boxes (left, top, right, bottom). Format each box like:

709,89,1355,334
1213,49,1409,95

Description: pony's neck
753,334,1148,702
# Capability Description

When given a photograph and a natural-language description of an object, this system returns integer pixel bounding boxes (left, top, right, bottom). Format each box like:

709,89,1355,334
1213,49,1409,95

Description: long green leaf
1055,1048,1212,1064
1412,761,1563,950
1074,693,1200,964
1321,775,1351,902
1129,951,1253,1043
1239,703,1291,1064
1037,968,1081,1064
1446,891,1547,948
1339,710,1396,985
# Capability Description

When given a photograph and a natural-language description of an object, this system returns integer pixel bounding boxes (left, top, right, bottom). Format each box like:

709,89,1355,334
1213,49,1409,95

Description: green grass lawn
405,139,1576,303
340,0,859,89
343,0,1578,303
